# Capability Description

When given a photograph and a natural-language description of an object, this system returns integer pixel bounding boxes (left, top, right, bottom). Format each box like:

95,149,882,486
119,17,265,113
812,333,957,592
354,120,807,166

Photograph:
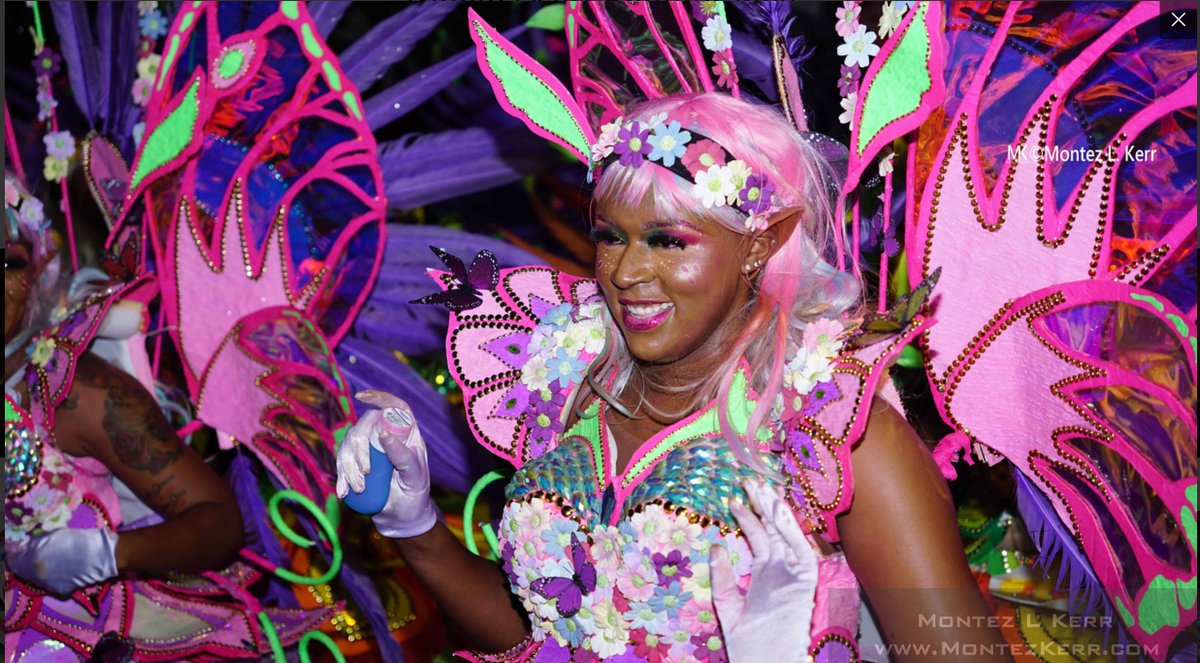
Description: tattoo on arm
74,355,182,475
145,474,187,514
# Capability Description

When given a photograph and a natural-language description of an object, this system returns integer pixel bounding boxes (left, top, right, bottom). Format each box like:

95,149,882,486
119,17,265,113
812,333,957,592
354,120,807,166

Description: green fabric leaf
526,4,566,31
857,3,932,156
473,17,591,163
130,78,201,191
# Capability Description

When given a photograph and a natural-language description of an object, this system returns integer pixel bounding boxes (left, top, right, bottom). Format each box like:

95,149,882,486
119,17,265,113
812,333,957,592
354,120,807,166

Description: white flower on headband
725,160,752,204
693,164,735,208
591,118,623,165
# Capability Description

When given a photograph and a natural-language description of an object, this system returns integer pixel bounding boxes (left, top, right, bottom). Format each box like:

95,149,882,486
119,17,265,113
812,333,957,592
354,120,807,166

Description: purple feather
311,1,351,39
228,452,298,608
50,3,100,123
49,1,141,157
339,2,457,91
379,127,549,209
334,552,407,662
1014,470,1112,620
293,514,406,662
733,1,813,69
364,25,528,131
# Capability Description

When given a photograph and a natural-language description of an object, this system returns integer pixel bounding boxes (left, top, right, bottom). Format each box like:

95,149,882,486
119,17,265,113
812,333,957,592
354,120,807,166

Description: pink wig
584,93,861,471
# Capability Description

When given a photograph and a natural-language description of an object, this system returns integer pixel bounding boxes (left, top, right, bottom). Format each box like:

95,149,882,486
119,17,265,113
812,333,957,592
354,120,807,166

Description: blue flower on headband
646,121,691,168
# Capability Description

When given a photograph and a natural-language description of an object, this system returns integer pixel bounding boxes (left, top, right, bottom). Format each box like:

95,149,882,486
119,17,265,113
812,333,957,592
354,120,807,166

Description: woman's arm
837,402,1011,662
55,352,243,573
336,392,529,652
393,525,531,652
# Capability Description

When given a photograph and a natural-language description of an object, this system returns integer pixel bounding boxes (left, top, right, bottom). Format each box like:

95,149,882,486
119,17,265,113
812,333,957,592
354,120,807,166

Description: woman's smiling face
593,193,752,366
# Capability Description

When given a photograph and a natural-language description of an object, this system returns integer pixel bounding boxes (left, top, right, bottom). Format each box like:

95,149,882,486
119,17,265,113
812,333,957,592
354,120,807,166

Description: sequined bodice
497,402,861,662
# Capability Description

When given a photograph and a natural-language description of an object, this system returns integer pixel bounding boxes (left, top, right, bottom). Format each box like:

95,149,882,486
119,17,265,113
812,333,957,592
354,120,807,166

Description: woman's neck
619,308,750,423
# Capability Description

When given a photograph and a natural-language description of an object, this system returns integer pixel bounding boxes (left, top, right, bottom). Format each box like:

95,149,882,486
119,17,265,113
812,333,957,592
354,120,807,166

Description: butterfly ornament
411,246,501,312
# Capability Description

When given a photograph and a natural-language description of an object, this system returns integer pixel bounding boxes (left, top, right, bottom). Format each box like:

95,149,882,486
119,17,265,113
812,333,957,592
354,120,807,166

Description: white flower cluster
520,300,607,394
782,318,846,394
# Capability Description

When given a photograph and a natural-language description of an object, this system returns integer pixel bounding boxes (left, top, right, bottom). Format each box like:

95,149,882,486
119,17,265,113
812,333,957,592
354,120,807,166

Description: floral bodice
5,395,121,548
497,401,862,662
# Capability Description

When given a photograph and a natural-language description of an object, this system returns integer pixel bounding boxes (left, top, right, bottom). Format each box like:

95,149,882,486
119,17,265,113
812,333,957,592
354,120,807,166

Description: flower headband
588,112,782,231
5,175,53,262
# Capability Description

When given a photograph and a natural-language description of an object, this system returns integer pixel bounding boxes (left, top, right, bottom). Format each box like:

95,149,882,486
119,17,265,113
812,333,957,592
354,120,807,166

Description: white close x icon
1171,11,1187,27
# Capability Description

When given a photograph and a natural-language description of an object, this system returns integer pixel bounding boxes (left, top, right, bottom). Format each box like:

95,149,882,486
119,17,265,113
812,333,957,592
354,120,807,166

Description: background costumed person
337,3,1010,660
5,172,331,661
9,1,587,659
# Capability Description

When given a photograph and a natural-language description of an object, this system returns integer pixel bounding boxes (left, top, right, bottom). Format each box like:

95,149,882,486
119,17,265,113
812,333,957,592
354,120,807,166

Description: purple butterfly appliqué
411,246,500,311
530,537,597,618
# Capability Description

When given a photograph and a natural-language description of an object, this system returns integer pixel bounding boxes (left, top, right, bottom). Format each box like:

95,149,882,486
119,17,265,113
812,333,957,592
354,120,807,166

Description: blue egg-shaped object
343,444,393,514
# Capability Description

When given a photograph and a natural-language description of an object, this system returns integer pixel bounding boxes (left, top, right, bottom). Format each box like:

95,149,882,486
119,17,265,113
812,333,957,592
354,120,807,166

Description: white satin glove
335,391,439,539
6,527,120,595
711,480,818,663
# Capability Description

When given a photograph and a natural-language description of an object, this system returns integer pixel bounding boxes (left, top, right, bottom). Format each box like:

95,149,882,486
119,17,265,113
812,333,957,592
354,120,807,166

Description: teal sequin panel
626,437,782,526
507,436,604,526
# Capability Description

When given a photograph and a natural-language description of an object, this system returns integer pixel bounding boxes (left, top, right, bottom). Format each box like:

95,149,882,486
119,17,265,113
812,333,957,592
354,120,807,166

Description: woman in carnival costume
337,3,1012,660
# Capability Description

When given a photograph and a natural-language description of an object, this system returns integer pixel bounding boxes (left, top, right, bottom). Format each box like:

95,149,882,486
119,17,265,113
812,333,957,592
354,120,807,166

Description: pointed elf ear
746,208,802,268
467,8,596,166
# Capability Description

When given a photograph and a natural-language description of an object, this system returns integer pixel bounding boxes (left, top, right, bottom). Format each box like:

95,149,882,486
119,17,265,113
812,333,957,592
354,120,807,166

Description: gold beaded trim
811,631,859,662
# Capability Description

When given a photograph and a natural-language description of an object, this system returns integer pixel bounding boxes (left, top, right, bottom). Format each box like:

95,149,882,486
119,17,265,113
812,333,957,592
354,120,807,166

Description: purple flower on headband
737,174,775,216
32,48,61,78
837,64,861,97
614,122,652,168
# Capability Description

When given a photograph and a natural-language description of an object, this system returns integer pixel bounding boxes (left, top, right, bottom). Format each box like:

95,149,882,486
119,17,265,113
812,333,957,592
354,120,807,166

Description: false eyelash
588,227,624,245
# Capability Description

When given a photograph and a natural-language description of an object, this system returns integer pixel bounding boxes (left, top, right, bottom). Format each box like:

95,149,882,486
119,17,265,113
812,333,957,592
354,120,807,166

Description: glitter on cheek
676,262,701,285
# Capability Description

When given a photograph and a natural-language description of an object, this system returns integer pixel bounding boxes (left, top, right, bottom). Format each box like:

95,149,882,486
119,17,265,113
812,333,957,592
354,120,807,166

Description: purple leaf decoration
339,2,457,91
1014,470,1111,620
311,1,351,38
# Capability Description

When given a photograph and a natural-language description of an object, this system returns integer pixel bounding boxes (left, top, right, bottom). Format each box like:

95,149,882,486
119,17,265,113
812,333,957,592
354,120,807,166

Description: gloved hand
336,391,439,539
6,527,120,595
711,479,818,663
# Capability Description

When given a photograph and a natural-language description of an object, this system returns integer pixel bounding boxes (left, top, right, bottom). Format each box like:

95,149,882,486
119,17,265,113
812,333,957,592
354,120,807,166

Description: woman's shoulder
771,313,934,542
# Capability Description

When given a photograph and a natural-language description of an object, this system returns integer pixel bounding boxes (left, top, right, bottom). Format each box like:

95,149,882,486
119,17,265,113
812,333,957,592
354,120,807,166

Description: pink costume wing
436,265,601,468
782,316,934,543
113,1,384,502
892,2,1197,654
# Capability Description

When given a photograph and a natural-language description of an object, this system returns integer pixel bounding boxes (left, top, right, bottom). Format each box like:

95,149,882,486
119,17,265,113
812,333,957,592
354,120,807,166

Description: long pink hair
581,93,861,471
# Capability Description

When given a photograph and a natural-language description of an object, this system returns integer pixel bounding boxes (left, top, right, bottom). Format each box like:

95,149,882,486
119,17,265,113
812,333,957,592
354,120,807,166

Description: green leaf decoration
130,78,202,191
470,11,593,165
857,2,932,156
526,3,566,31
